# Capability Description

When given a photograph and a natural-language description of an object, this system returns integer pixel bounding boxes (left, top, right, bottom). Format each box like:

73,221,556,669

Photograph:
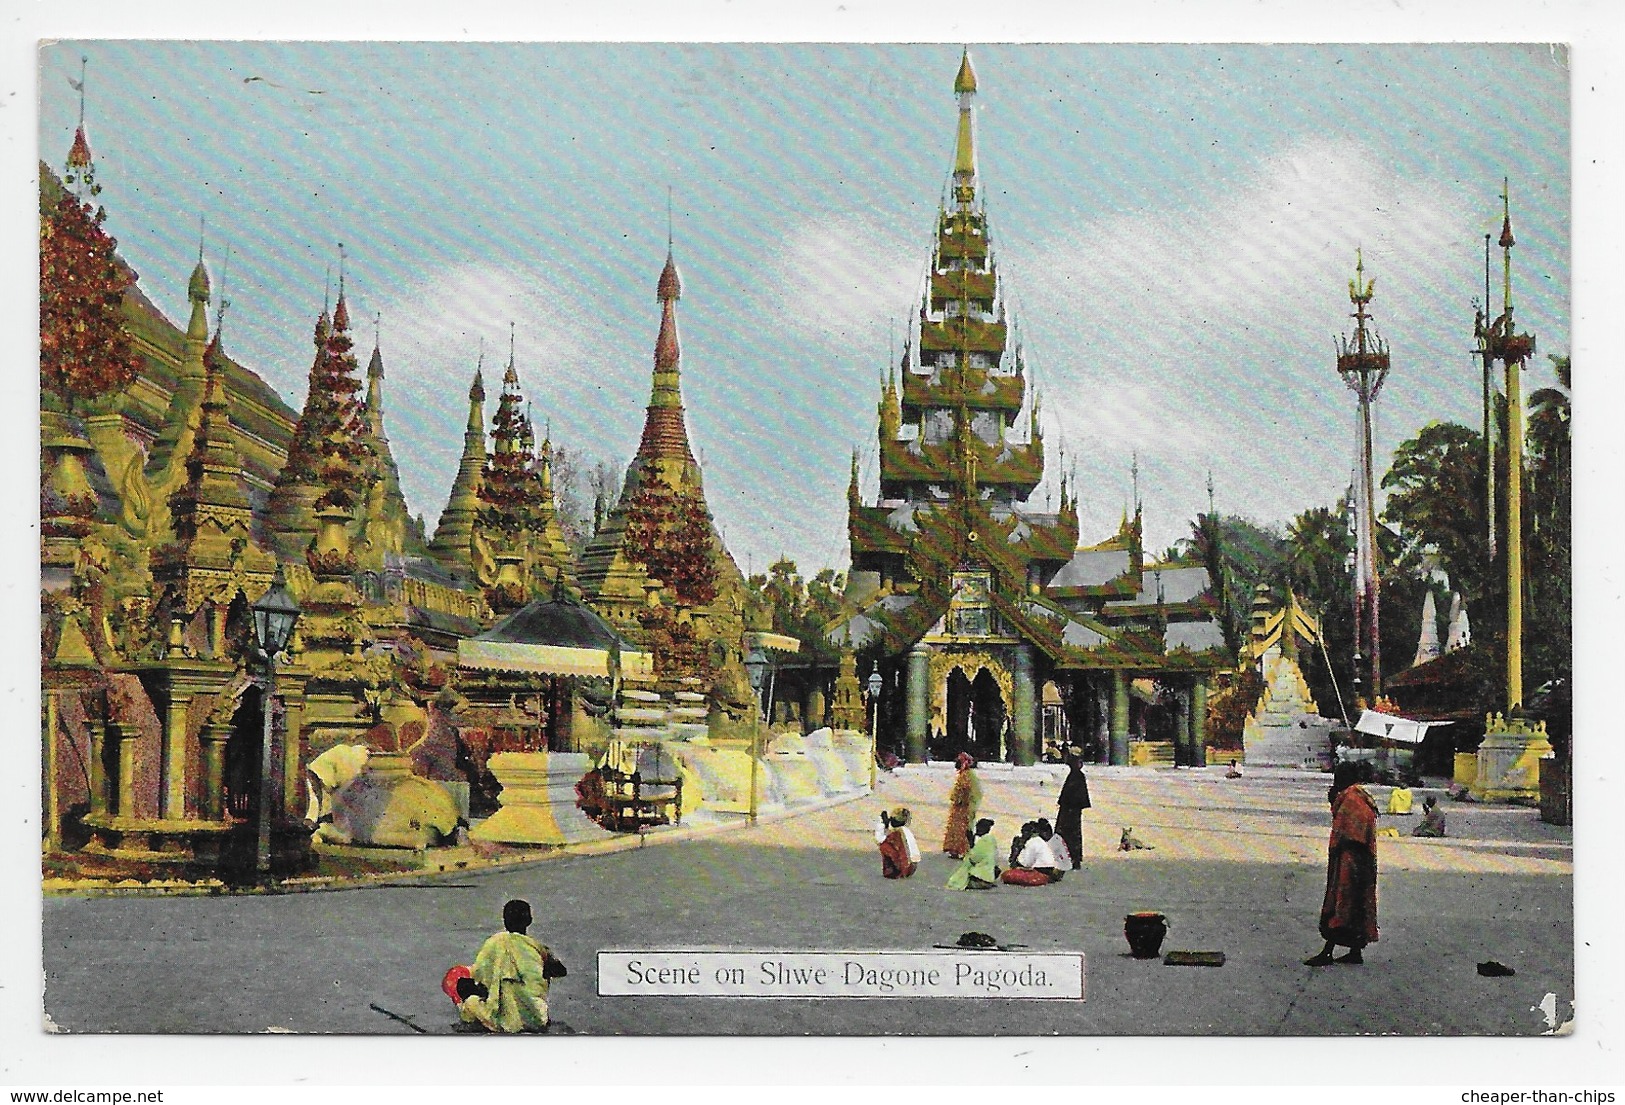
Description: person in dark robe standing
1305,762,1380,965
1055,747,1091,870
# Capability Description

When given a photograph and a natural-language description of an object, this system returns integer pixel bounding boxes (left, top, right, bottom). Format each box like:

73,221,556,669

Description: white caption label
597,950,1085,1000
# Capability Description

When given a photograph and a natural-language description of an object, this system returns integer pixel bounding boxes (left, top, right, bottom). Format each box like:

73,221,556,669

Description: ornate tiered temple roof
467,340,574,611
151,302,277,632
849,50,1073,588
834,52,1227,675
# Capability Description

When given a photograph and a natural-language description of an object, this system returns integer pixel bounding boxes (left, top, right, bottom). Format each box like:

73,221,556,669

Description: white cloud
763,214,925,345
1005,134,1490,552
366,262,594,531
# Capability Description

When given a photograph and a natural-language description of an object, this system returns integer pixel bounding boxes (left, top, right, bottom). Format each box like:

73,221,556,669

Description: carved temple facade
825,52,1232,767
38,116,751,881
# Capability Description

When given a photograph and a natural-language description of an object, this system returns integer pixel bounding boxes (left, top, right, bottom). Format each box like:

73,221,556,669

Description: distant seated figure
946,818,999,890
1412,796,1447,838
1225,759,1243,779
1119,826,1154,851
1037,818,1071,869
1003,820,1063,885
875,808,920,879
465,899,567,1033
1386,785,1414,815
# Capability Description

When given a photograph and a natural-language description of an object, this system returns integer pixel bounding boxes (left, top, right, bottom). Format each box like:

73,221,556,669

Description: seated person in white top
1035,818,1071,870
1002,820,1064,885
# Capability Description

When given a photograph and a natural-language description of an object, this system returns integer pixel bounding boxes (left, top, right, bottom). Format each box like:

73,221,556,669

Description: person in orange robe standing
941,752,982,858
1305,762,1380,965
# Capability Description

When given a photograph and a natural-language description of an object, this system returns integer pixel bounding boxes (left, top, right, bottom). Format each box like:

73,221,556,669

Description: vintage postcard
27,32,1585,1063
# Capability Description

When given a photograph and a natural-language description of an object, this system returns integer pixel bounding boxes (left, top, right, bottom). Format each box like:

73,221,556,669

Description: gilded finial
1499,177,1515,249
75,55,88,127
952,49,978,183
1348,247,1374,306
954,47,977,95
65,57,94,183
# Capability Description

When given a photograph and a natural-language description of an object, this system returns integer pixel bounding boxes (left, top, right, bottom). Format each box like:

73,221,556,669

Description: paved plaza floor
40,765,1574,1036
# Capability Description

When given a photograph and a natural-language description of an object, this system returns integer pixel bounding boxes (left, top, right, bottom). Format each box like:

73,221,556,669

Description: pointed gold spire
1499,177,1515,313
953,49,978,182
468,347,486,430
652,248,684,408
954,47,978,95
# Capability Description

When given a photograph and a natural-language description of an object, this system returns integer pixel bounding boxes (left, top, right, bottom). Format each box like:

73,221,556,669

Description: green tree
1526,354,1571,706
1190,512,1288,654
1380,422,1488,609
742,558,846,661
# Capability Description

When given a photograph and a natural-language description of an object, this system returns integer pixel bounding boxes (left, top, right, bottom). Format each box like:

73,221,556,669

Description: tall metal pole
1481,233,1498,560
869,690,880,791
256,655,276,877
749,688,761,825
1471,179,1548,803
1499,183,1525,712
1361,393,1382,698
1506,351,1524,710
1337,250,1390,705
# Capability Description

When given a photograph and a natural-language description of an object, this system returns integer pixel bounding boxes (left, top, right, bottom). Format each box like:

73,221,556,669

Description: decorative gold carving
927,647,1013,725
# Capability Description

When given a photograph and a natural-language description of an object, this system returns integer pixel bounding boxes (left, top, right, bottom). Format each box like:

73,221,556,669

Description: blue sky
38,42,1569,574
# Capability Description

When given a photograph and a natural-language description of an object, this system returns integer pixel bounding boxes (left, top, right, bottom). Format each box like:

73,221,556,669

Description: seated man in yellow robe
462,899,566,1033
1386,784,1414,815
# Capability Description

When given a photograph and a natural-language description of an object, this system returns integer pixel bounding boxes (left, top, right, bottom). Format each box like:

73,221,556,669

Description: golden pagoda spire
364,312,385,438
879,362,900,443
427,348,489,572
954,47,978,95
953,48,978,193
652,247,683,409
182,224,211,380
469,344,486,431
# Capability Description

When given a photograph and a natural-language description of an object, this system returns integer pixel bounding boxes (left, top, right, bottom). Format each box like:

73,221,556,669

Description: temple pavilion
825,51,1231,767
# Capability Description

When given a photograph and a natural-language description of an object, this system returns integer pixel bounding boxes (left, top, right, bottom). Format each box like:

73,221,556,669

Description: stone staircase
1128,740,1176,767
1242,649,1338,769
602,675,872,818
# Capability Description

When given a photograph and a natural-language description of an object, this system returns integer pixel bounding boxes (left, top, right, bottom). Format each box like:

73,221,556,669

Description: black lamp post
744,647,768,824
251,563,301,878
866,669,883,791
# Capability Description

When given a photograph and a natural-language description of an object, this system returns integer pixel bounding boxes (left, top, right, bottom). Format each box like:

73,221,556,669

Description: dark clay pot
1124,911,1168,959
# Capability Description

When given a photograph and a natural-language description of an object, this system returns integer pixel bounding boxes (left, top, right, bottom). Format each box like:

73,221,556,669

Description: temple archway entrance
224,687,263,821
939,666,1006,763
